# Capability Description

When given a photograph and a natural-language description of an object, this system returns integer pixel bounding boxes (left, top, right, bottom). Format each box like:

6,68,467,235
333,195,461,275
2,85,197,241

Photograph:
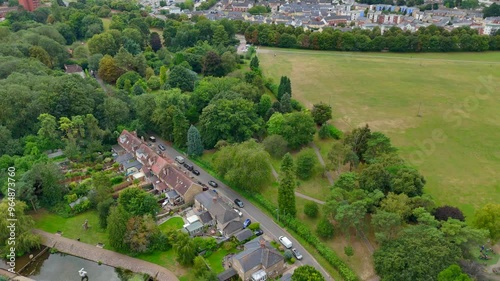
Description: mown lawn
260,49,500,219
159,216,184,232
33,210,110,248
206,248,239,274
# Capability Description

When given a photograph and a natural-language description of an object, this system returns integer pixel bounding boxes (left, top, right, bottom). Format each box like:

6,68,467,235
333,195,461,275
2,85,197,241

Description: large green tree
199,98,262,148
213,140,271,192
295,148,317,180
278,153,296,217
20,163,65,208
280,112,316,149
107,205,130,251
88,32,118,56
374,225,461,281
187,125,204,157
171,232,197,266
0,200,41,256
118,188,159,217
173,109,189,149
124,215,160,253
473,203,500,243
311,103,332,125
167,65,198,92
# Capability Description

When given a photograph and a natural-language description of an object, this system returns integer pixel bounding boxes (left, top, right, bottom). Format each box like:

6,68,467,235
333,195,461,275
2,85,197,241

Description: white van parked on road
278,236,293,249
175,156,185,164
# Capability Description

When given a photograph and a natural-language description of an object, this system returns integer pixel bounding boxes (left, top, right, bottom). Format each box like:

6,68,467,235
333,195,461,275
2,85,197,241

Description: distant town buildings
19,0,40,12
142,0,498,35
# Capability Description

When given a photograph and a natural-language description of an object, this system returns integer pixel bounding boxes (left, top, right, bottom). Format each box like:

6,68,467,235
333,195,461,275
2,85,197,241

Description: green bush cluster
252,194,358,281
319,124,343,140
110,176,124,185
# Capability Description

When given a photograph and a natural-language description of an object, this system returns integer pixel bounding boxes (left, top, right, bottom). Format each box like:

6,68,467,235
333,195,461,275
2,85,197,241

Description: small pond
1,249,149,281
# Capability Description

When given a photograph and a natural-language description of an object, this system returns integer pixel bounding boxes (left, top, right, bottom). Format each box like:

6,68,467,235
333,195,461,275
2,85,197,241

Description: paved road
151,135,334,280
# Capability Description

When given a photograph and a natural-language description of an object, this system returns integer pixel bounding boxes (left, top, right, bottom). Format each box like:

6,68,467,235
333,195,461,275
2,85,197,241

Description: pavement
151,134,334,281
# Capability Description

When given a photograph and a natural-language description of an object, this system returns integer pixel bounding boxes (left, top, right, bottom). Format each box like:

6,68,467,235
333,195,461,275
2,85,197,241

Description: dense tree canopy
213,140,271,192
374,225,461,281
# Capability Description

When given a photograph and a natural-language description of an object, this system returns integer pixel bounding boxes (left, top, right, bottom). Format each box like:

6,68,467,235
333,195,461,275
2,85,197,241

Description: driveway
151,135,334,280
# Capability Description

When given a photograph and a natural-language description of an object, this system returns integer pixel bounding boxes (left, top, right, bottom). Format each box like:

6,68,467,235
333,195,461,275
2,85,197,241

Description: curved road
152,135,333,280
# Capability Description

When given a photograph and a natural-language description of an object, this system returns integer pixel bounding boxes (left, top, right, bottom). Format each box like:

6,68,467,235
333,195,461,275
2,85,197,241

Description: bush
304,202,319,218
73,199,91,214
284,249,293,261
319,124,342,140
248,222,260,231
291,99,303,111
296,148,317,180
110,176,124,185
65,193,78,204
223,241,235,251
344,245,354,257
262,135,288,159
316,217,334,239
290,257,296,264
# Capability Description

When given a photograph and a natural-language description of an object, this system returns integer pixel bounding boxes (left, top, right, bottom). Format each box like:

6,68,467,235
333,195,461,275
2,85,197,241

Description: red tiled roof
151,156,168,175
117,130,200,196
118,130,142,153
159,165,193,196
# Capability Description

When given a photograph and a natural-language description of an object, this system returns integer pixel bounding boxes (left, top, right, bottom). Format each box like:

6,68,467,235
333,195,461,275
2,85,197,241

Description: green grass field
259,49,500,219
33,210,111,247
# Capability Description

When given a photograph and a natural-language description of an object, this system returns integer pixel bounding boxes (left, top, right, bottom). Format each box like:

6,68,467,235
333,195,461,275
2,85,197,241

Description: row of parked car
279,236,303,260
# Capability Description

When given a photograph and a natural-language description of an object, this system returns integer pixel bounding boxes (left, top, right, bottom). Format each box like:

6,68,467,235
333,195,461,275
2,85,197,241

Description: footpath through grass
260,49,500,219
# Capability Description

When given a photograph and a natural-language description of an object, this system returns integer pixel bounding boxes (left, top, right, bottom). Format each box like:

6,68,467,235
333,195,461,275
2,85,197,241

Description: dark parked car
234,198,244,208
183,163,193,171
243,219,251,229
158,144,166,151
192,169,200,176
254,229,264,236
208,180,218,188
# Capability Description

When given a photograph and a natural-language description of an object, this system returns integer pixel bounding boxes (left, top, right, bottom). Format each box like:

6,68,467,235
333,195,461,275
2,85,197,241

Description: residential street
151,135,334,280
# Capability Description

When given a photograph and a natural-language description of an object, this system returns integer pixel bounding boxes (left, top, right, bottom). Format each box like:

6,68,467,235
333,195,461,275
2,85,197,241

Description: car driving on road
208,180,218,188
158,144,166,151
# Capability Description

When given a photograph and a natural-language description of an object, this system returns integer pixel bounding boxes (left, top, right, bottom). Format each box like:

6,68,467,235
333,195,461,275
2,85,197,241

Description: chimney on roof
132,131,137,136
259,238,266,248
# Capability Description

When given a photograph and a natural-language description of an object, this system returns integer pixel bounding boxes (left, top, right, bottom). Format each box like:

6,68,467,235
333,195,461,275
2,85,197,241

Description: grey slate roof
232,237,284,272
199,211,213,224
223,220,244,236
195,192,239,225
234,229,254,242
217,268,237,281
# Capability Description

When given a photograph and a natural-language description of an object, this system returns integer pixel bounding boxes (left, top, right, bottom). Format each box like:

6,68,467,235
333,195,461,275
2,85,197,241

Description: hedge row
252,194,359,281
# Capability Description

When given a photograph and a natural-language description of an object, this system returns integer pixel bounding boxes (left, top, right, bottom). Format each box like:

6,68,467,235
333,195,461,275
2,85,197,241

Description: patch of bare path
309,142,334,186
33,229,179,281
257,48,500,65
295,192,326,205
